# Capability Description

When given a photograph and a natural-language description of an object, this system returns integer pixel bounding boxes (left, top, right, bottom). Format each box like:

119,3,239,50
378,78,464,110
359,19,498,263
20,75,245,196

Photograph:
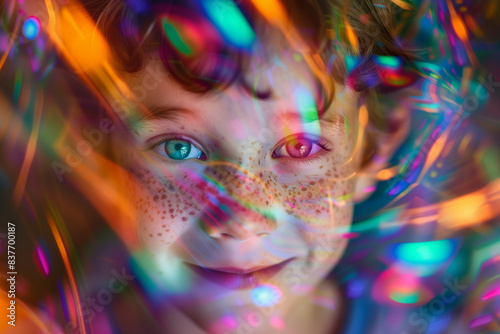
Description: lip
186,258,295,290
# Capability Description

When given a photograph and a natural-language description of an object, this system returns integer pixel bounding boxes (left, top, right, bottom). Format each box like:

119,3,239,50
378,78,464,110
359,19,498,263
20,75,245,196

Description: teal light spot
395,239,456,265
415,102,440,110
202,0,255,49
390,291,419,304
344,56,360,73
414,61,442,74
374,55,401,69
161,18,192,56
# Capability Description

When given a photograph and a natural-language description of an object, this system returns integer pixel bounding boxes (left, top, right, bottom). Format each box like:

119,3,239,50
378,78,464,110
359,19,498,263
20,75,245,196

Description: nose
199,163,277,241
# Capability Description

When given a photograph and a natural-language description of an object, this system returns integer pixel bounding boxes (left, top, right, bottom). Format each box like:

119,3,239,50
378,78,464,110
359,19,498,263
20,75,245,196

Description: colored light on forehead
294,86,320,135
250,284,282,307
23,17,41,40
202,0,255,49
394,239,457,265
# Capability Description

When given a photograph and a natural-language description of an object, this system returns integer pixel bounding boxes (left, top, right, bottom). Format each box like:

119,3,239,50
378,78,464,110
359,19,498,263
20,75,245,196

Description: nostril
210,231,271,241
209,232,244,240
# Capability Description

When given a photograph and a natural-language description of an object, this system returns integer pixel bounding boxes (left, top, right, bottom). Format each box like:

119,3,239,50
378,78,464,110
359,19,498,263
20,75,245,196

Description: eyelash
148,134,332,165
149,134,207,166
272,135,333,165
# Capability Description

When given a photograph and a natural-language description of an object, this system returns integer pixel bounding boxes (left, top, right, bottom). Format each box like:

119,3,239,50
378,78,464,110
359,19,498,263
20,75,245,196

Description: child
4,0,499,333
87,0,412,333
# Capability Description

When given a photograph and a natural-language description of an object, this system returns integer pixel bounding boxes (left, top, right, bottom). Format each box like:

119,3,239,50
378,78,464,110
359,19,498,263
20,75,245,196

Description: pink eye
272,135,330,159
285,138,313,158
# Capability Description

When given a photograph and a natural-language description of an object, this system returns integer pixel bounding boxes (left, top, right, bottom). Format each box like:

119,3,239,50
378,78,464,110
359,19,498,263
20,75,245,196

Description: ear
352,94,411,203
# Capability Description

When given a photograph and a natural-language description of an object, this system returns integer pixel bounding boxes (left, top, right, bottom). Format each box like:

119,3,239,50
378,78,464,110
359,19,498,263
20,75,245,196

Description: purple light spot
469,314,493,328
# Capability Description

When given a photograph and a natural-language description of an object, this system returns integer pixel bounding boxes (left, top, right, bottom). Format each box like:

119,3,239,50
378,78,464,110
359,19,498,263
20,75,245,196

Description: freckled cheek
124,167,204,249
278,177,356,223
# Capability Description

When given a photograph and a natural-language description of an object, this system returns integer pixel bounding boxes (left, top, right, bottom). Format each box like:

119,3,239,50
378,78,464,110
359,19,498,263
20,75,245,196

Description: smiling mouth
186,258,295,290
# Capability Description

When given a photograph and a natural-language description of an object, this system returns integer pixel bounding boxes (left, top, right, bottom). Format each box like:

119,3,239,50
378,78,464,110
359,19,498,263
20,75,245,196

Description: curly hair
82,0,416,94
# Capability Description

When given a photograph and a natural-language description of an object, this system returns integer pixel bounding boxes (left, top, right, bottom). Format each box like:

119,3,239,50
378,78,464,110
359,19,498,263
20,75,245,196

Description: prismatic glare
251,284,282,307
23,16,41,40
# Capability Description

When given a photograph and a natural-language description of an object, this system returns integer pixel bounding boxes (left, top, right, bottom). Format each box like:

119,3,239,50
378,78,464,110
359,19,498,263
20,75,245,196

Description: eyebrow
125,105,195,129
276,107,346,132
127,102,346,133
126,83,344,130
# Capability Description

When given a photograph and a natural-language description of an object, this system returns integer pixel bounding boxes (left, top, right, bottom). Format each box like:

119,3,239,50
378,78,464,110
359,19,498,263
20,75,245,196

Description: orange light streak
13,90,43,207
47,213,87,334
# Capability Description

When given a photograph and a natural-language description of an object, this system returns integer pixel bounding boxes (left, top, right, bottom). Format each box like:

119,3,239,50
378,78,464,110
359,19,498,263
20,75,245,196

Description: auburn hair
83,0,415,91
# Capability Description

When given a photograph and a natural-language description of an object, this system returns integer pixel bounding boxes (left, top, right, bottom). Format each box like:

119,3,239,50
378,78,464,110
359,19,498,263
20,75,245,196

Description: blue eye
155,137,207,161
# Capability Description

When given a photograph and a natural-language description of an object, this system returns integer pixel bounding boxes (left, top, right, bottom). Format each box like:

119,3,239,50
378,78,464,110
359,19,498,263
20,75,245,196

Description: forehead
121,47,340,129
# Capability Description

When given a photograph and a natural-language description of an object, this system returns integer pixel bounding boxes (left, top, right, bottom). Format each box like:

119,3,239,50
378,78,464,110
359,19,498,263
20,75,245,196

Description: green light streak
161,17,192,56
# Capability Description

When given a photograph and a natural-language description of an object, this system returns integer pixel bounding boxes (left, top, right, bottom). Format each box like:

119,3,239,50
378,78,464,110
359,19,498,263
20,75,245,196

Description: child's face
116,46,362,324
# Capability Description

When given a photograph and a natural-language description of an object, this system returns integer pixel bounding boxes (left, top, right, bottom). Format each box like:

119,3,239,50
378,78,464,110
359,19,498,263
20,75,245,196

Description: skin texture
113,46,366,333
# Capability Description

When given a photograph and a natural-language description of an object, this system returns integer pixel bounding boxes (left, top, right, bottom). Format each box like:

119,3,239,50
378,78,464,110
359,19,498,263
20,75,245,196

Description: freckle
162,224,166,228
163,211,166,214
169,209,174,213
189,211,195,215
161,194,166,199
153,195,159,201
182,217,188,221
157,233,162,236
161,216,165,219
149,234,153,237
